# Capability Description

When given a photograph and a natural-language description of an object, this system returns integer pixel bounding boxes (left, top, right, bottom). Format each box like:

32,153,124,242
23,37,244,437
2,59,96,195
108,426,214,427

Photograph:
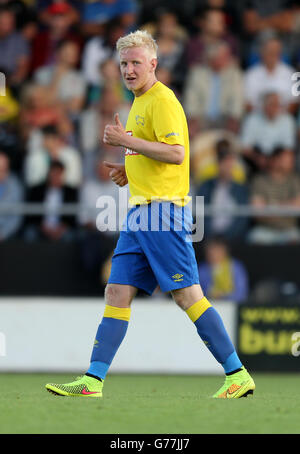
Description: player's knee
172,291,187,310
104,284,132,308
171,285,205,310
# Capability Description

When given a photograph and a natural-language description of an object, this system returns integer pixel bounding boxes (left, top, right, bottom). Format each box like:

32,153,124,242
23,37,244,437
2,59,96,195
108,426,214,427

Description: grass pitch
0,373,299,434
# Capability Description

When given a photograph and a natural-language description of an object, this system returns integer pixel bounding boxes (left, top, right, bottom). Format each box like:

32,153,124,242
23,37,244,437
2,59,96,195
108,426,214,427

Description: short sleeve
152,98,185,147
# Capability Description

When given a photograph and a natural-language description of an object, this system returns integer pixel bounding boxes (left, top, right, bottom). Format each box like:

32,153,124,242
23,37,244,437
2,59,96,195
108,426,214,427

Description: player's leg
171,284,255,398
82,220,156,392
45,283,137,397
172,284,241,370
45,208,157,397
86,283,137,381
135,202,255,398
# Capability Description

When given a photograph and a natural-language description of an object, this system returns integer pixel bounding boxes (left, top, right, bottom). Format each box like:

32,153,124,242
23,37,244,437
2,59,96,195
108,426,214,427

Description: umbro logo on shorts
172,273,184,282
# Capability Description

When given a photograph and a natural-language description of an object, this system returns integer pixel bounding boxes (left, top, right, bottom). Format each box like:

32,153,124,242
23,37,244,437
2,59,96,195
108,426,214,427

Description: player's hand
103,113,127,147
103,161,128,187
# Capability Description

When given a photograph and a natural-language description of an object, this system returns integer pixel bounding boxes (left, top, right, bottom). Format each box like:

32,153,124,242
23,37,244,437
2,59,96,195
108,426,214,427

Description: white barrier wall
0,298,236,374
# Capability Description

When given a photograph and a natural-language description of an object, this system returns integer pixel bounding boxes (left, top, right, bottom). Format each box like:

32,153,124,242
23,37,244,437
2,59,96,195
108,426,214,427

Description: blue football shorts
108,201,200,294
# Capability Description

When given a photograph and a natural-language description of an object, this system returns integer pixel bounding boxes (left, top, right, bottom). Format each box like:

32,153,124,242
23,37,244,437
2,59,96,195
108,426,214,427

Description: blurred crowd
0,0,300,252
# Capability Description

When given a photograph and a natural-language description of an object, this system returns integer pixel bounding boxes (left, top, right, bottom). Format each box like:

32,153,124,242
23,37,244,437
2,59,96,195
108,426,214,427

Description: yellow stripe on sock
104,305,131,321
186,297,212,323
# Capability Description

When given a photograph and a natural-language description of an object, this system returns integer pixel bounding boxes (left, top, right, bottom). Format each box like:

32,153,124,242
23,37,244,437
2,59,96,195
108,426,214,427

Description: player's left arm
103,113,185,165
123,135,184,165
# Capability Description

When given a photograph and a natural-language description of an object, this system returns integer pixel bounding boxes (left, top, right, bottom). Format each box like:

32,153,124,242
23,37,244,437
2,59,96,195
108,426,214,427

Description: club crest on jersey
135,115,145,126
125,130,139,156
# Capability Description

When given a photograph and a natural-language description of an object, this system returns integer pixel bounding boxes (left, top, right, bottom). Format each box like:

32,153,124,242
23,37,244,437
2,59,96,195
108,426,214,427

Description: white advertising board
0,298,236,374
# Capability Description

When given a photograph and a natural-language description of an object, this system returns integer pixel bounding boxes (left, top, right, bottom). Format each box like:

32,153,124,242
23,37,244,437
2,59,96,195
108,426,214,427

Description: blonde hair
116,29,158,59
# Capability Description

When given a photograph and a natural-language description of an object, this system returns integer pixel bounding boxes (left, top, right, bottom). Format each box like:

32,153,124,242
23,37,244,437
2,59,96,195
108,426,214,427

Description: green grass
0,373,299,434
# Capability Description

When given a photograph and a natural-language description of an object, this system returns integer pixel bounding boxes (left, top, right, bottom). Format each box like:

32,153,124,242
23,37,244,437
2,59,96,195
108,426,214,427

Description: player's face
119,47,157,96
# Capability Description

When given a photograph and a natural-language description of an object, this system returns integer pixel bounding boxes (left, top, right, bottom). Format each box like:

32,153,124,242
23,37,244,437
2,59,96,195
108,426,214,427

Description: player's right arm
103,113,185,165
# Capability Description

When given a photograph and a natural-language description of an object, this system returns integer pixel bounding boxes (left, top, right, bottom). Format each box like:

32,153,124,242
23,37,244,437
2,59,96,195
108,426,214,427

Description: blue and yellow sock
87,305,131,380
186,297,242,374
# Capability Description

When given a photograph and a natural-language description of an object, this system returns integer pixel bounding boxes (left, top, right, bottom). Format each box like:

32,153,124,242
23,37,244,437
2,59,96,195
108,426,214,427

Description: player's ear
151,58,158,72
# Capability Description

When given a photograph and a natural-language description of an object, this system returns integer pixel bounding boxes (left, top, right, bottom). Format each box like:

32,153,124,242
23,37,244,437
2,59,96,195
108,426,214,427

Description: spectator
190,130,246,185
198,236,249,303
34,39,86,120
25,159,78,241
185,7,239,67
81,18,125,89
0,151,23,240
249,148,300,244
0,7,30,93
81,0,137,36
30,1,82,72
195,0,241,36
156,11,187,91
79,82,130,178
196,139,249,240
0,0,38,40
138,1,193,27
0,0,31,26
87,56,133,105
244,36,296,112
241,1,299,65
24,124,82,188
19,83,73,141
242,0,297,36
241,91,297,174
144,10,187,93
38,0,80,30
183,41,244,136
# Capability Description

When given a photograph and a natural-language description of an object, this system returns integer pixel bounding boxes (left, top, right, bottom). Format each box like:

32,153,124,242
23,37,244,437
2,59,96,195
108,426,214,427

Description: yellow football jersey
125,81,190,206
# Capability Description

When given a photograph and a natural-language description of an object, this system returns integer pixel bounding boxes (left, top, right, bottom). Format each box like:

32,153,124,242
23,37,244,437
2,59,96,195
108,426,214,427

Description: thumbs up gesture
103,113,127,147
